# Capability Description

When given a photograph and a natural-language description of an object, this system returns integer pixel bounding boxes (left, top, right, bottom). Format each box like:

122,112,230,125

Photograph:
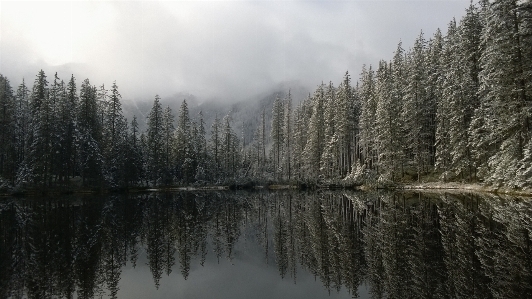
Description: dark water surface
1,190,532,298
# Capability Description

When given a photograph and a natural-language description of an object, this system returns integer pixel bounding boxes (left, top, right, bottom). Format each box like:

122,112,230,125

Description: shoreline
2,181,532,198
396,182,532,197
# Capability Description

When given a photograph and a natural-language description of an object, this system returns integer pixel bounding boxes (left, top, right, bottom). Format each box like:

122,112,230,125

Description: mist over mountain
122,81,310,141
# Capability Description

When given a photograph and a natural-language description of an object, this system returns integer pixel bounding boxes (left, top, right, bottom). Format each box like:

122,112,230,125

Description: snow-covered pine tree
424,29,443,171
321,82,338,179
271,95,284,180
375,60,397,181
220,113,240,180
97,84,108,141
194,111,208,181
435,19,458,178
282,91,293,181
250,109,268,179
27,70,52,186
77,78,103,186
60,75,78,181
14,79,30,179
210,114,222,180
162,106,175,184
359,65,377,171
103,81,127,186
123,115,143,186
402,32,428,181
390,42,407,178
292,100,309,180
448,4,482,181
146,95,165,185
303,83,326,180
336,71,357,177
0,75,16,185
175,100,193,182
48,73,65,183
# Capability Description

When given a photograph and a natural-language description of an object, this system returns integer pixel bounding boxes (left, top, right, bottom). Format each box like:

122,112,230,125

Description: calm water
1,190,532,298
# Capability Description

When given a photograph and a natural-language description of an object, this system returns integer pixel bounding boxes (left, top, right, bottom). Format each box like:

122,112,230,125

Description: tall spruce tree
14,79,30,179
271,95,284,179
59,75,78,181
435,19,458,177
103,81,127,186
0,75,16,185
359,65,377,170
194,111,208,181
282,91,293,181
26,70,52,186
77,78,102,186
146,95,165,185
175,100,193,182
336,71,356,176
375,61,398,181
162,106,175,184
303,84,326,180
210,114,221,180
321,82,338,179
402,32,428,181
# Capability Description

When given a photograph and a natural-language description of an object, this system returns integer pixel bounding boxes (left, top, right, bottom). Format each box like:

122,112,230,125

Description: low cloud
1,0,471,103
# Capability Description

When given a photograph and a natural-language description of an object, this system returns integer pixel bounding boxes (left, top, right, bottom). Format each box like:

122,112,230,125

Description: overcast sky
1,0,472,103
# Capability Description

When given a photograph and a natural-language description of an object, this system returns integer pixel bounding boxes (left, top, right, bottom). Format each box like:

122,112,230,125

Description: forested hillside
0,0,531,191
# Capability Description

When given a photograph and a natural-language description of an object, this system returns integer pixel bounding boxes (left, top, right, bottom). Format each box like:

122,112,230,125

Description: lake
1,190,532,298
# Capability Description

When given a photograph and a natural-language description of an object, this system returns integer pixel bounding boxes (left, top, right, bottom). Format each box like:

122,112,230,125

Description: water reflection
1,191,532,298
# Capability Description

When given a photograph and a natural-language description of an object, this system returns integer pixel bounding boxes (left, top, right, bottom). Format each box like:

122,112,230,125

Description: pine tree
48,73,64,183
103,81,127,186
175,100,193,182
77,78,102,186
60,75,78,181
210,114,222,180
271,95,284,180
0,75,16,185
162,106,175,184
194,111,208,182
292,102,307,180
359,65,377,170
303,84,326,180
26,70,53,186
146,95,165,185
375,61,398,181
435,19,458,178
220,113,239,179
424,29,443,170
450,5,482,181
390,42,407,178
282,91,293,181
14,79,30,178
321,82,338,179
402,32,428,181
336,71,357,176
123,116,143,186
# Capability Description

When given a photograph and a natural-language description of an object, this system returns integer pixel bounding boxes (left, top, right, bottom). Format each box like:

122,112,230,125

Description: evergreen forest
0,0,531,192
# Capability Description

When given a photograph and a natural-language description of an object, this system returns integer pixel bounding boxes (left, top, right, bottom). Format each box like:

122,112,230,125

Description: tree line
0,0,531,190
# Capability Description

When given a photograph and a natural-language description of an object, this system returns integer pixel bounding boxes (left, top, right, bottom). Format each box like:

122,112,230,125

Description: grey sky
1,0,471,103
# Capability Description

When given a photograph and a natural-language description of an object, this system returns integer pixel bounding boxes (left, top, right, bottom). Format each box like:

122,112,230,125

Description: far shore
2,181,532,197
395,182,532,197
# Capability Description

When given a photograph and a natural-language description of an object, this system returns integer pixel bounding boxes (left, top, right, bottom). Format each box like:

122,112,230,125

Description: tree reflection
1,191,532,297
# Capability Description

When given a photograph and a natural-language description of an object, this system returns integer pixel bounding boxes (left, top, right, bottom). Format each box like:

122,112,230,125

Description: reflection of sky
116,233,368,299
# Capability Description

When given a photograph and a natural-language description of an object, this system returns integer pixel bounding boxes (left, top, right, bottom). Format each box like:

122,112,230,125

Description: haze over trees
0,0,531,190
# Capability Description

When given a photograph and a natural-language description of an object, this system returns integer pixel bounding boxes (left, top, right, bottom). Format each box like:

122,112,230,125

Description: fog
1,0,471,103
